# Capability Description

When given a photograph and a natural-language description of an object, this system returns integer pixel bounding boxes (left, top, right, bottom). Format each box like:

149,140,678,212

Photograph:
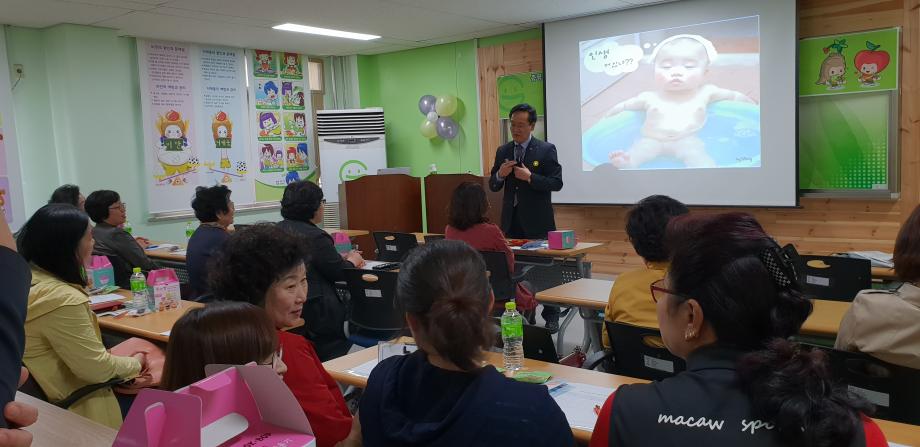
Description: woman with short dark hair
277,180,361,360
209,224,352,447
445,182,536,321
48,184,85,211
18,204,144,428
161,301,284,391
836,204,920,368
186,185,234,298
84,189,156,274
590,213,886,447
347,240,574,447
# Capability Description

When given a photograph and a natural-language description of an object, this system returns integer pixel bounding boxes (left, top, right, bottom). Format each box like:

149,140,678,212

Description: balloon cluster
418,94,459,140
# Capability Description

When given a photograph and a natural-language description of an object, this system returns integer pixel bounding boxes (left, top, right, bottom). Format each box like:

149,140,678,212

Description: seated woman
836,204,920,369
84,190,157,273
161,301,285,390
347,240,574,447
277,180,362,361
48,184,85,211
444,182,536,321
209,224,352,447
18,204,144,429
186,185,234,299
602,195,688,348
590,213,886,446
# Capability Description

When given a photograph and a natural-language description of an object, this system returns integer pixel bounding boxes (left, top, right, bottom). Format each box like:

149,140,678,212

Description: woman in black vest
590,212,887,447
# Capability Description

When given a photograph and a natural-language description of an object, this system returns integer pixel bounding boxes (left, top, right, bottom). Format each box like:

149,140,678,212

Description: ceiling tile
0,0,132,27
380,0,635,25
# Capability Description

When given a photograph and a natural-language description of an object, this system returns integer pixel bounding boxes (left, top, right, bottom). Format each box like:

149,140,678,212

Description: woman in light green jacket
18,204,144,428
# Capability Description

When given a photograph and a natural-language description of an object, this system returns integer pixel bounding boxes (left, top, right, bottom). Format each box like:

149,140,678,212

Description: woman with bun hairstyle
590,213,887,447
344,240,573,447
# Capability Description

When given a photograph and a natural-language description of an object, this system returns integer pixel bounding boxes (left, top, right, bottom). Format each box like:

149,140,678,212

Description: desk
537,279,853,345
96,290,204,342
322,346,920,445
325,228,369,238
145,241,187,262
16,391,117,446
536,279,613,354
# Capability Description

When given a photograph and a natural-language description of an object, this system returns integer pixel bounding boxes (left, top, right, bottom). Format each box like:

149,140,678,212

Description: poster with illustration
285,143,309,171
197,46,251,192
497,72,545,144
0,32,26,230
579,16,761,171
256,111,282,141
799,28,899,97
252,49,277,77
257,142,285,173
0,177,9,222
282,82,306,110
280,52,303,79
255,79,281,109
283,112,307,141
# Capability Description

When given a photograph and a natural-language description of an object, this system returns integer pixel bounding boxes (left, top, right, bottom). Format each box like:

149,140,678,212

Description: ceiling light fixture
273,23,380,41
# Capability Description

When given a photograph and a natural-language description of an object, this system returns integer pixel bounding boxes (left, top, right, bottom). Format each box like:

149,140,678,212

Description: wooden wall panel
478,0,920,276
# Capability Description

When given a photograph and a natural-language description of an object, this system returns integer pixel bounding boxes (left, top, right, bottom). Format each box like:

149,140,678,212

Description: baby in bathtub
604,34,756,169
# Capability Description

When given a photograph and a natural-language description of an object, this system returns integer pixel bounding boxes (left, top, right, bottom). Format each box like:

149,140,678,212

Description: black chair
480,251,529,302
423,234,446,243
805,344,920,424
343,269,404,347
600,321,686,381
490,318,559,364
372,232,418,262
19,370,125,409
799,255,871,301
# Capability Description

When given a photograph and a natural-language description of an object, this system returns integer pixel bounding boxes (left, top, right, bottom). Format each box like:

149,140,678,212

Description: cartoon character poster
0,177,10,223
258,143,285,173
257,111,282,141
283,111,307,141
155,109,194,185
799,28,899,97
285,143,309,171
253,49,277,77
280,52,303,79
282,82,305,110
255,79,281,109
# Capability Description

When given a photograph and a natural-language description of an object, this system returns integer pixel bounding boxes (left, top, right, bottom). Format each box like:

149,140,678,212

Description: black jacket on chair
276,219,353,361
489,137,563,239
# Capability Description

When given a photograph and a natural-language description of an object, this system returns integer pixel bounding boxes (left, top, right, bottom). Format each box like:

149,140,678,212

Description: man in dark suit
489,103,564,330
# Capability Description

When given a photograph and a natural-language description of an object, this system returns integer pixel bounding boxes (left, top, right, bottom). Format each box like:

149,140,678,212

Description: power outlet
13,64,24,78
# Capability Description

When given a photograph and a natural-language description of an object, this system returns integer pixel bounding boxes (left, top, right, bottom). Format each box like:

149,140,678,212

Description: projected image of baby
604,34,755,169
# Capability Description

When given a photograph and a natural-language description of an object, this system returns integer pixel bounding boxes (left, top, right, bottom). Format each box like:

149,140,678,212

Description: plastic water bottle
123,221,133,235
130,268,147,315
185,222,195,243
501,301,524,371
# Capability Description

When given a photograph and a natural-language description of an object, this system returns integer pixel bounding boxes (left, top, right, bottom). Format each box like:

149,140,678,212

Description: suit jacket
489,137,563,239
276,219,353,361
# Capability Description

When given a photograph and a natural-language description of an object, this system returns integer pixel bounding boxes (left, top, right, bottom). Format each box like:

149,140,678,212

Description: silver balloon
436,117,459,140
426,111,439,122
418,95,437,115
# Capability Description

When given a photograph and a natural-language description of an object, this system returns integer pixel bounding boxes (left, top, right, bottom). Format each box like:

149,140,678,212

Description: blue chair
583,101,761,169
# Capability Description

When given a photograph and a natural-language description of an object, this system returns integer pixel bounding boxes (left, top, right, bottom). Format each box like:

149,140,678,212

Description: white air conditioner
317,108,387,206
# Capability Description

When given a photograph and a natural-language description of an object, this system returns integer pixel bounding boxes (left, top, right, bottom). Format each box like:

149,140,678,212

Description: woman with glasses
590,213,887,447
277,179,363,361
84,190,157,273
209,224,352,447
161,301,286,390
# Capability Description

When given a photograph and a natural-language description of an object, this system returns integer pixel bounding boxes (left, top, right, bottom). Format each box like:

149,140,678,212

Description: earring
684,328,696,341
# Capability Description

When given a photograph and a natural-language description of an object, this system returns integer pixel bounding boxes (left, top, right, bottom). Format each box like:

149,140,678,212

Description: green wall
478,28,542,48
5,24,282,242
357,41,481,177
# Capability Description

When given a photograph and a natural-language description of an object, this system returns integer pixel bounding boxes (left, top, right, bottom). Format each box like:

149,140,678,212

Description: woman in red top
590,213,887,447
210,224,352,447
445,182,536,320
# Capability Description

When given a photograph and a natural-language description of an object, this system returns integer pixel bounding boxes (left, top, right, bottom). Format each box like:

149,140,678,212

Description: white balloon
426,111,439,122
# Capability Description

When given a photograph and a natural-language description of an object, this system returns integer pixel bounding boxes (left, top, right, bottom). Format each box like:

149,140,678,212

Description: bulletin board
798,28,900,197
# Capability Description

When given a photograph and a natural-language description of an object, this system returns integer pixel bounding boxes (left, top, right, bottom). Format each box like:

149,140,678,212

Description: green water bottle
185,221,195,243
123,221,133,235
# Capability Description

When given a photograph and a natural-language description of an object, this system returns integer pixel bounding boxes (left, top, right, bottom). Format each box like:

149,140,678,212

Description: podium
340,174,422,259
424,174,503,234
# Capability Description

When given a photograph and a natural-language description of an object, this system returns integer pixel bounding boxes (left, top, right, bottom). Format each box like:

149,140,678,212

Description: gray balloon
418,95,437,115
436,117,459,140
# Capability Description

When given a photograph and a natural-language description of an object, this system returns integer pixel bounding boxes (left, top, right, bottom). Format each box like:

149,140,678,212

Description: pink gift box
548,230,576,250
